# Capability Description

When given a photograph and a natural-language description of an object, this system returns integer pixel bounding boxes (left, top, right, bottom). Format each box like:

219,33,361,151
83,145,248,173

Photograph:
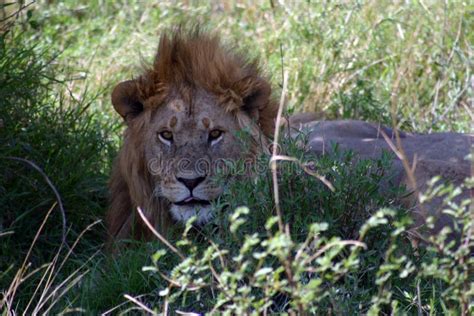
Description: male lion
106,29,277,243
107,28,472,246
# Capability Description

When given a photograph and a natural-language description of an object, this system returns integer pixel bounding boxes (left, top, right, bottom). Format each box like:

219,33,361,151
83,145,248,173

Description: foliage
144,176,472,315
0,5,115,311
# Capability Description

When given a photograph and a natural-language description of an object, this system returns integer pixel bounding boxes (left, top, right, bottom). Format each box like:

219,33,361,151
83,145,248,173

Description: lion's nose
177,176,206,191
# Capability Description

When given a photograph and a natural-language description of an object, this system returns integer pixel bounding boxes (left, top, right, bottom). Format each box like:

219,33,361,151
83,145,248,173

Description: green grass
0,1,472,314
27,1,473,131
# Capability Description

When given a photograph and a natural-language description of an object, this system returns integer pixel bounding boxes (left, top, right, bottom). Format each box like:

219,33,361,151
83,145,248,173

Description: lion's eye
208,129,223,144
158,131,173,144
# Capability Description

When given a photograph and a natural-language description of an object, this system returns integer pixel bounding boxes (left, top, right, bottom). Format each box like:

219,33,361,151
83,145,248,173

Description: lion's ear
241,77,276,136
111,80,144,122
241,78,271,116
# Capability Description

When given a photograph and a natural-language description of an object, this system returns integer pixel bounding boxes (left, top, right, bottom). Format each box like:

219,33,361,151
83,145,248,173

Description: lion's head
106,28,278,242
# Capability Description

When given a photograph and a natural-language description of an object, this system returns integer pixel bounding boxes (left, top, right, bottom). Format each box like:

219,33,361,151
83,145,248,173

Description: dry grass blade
25,247,62,313
0,0,34,29
270,154,335,192
0,230,14,237
30,221,101,314
0,203,56,311
41,270,89,315
101,294,150,316
176,310,200,316
270,68,304,314
270,70,288,233
383,24,432,242
124,294,157,315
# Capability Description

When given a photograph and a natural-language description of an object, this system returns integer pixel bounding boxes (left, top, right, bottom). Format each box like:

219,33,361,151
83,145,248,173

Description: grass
27,1,473,131
0,1,472,314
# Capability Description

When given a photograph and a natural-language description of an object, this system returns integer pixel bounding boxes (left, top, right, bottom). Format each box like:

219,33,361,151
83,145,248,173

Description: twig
136,207,185,260
270,154,335,192
176,310,200,316
270,59,305,314
306,240,367,263
5,156,68,247
270,70,288,232
0,230,14,237
101,294,150,316
385,22,432,246
124,294,157,315
162,289,170,316
416,279,422,316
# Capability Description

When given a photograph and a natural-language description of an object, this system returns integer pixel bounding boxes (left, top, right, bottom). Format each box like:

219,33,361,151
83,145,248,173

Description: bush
140,145,472,314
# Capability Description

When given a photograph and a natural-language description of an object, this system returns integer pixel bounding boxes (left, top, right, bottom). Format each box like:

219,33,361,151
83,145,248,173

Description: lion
107,28,472,246
106,28,277,243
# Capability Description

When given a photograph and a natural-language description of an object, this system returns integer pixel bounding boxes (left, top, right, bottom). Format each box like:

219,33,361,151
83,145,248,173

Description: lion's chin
169,203,214,225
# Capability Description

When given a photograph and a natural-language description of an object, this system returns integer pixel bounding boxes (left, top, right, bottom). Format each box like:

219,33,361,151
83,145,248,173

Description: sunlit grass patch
27,1,473,131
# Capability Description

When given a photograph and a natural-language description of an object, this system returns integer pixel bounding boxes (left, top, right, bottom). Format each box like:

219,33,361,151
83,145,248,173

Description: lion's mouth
174,197,211,207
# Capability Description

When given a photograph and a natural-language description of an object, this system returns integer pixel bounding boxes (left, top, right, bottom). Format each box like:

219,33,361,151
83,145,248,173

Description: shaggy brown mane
137,27,278,136
106,28,278,246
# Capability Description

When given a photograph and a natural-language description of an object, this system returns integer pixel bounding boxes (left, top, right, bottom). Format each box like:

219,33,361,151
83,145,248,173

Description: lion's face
144,89,243,223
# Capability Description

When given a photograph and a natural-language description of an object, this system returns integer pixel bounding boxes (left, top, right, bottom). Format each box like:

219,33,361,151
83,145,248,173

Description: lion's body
296,120,472,235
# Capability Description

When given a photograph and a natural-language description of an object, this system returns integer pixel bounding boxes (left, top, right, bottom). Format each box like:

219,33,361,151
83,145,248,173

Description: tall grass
29,1,473,131
0,6,115,312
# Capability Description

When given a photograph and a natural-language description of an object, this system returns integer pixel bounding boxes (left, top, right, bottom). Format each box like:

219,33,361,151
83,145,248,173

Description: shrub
141,146,472,314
